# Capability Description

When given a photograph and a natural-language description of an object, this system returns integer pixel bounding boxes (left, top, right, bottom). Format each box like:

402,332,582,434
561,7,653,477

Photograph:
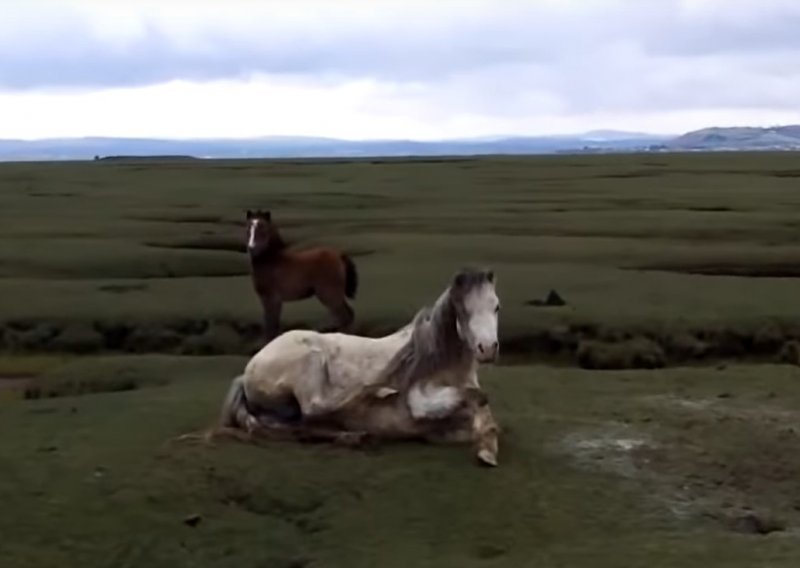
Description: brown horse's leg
259,294,283,342
315,290,354,333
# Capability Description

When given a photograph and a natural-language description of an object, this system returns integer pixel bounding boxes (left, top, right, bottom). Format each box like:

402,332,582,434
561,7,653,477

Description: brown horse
245,209,358,342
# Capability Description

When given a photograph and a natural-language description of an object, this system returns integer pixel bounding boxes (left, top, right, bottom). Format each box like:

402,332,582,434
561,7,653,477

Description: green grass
4,154,800,565
4,153,800,364
1,356,799,567
0,354,74,376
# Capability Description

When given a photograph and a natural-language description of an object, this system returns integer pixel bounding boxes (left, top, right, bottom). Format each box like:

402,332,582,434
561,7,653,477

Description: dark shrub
50,323,105,353
180,321,244,355
778,340,800,366
667,332,710,361
577,337,666,370
4,323,59,351
123,325,184,353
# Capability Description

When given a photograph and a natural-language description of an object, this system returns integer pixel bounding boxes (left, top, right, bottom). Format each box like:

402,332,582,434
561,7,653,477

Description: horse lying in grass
245,209,358,342
213,267,502,466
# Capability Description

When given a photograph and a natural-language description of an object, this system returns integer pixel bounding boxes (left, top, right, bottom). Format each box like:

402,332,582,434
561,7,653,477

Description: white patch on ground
555,422,705,521
556,398,800,531
557,422,654,479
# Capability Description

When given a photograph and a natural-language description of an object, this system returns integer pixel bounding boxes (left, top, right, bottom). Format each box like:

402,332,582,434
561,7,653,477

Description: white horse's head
451,268,500,363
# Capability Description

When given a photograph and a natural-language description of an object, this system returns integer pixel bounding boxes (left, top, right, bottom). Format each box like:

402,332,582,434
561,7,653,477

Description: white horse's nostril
478,344,485,353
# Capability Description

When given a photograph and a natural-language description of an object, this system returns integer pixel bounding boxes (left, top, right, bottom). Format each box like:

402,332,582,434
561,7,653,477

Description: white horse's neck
373,320,415,345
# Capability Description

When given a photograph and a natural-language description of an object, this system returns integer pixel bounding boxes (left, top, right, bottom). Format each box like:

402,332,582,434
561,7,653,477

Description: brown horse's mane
376,268,493,392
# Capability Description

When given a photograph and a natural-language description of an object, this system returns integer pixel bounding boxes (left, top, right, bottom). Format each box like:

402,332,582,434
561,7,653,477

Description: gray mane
377,268,493,391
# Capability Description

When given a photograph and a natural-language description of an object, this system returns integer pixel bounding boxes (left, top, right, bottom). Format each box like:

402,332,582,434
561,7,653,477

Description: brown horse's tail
342,254,358,299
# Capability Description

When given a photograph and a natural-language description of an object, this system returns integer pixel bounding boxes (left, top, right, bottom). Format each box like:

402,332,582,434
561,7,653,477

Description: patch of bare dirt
559,422,654,479
557,396,800,535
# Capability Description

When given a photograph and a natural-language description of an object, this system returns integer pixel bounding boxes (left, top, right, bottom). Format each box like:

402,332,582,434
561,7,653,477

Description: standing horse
215,267,502,466
245,209,358,342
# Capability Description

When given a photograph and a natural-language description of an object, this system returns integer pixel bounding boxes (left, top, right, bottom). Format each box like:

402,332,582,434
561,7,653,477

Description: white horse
215,267,502,466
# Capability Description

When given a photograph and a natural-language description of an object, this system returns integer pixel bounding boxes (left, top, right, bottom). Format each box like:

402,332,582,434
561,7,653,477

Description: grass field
2,153,800,566
3,153,800,365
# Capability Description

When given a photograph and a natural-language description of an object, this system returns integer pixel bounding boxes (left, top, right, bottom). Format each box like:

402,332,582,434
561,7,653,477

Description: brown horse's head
245,209,284,257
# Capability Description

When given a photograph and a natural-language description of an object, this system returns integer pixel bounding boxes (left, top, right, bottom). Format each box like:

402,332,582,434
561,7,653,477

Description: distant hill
668,125,800,151
2,126,800,161
97,155,199,162
0,133,670,161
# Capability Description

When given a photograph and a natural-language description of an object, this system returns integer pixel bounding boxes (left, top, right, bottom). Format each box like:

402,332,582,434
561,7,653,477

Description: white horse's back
242,327,411,418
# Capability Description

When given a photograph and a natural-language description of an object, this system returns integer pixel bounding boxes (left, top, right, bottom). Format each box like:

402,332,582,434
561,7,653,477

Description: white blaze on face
247,219,260,250
461,282,500,360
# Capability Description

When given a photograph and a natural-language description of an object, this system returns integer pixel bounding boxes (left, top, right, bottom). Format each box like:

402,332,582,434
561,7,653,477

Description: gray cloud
3,0,800,121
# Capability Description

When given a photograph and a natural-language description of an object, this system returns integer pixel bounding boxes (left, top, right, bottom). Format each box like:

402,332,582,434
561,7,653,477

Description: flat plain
2,152,800,566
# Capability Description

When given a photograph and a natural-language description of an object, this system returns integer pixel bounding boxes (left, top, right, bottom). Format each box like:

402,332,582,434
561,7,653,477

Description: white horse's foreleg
472,402,500,467
425,386,499,467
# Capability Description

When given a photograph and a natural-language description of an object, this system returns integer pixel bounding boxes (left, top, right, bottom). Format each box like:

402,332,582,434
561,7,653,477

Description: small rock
717,392,732,399
544,289,566,306
731,513,785,535
525,289,567,307
183,514,203,527
474,544,506,559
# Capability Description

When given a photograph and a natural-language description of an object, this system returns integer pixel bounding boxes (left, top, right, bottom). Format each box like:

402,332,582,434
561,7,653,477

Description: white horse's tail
165,373,255,448
219,374,251,428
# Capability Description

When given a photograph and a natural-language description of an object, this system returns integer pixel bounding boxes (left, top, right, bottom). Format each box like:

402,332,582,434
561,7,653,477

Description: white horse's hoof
477,449,498,467
375,387,399,399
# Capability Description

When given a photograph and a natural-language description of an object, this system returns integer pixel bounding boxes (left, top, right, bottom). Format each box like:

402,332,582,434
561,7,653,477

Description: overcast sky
3,0,800,140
